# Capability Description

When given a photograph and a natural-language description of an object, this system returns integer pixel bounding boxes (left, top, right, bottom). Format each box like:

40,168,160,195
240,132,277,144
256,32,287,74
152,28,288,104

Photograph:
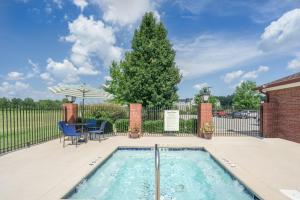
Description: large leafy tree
105,12,182,107
233,81,260,109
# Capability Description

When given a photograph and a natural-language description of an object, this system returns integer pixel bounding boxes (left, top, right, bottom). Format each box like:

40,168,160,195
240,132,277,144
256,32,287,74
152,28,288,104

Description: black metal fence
212,108,261,137
0,106,62,154
142,104,197,136
0,102,262,155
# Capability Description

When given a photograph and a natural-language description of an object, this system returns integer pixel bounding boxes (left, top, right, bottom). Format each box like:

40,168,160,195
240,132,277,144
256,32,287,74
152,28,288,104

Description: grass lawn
0,108,62,154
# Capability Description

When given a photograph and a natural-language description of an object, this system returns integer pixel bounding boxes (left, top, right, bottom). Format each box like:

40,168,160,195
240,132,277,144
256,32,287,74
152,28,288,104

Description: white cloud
65,15,122,71
174,0,211,14
288,56,300,70
40,73,55,85
223,66,269,85
6,59,41,82
73,0,88,11
222,70,244,84
92,0,159,26
174,35,260,79
45,3,52,14
193,82,209,90
53,0,63,9
28,59,39,74
104,75,112,81
242,65,269,79
46,58,80,83
0,81,57,100
0,81,29,96
26,59,40,78
7,72,24,81
259,9,300,52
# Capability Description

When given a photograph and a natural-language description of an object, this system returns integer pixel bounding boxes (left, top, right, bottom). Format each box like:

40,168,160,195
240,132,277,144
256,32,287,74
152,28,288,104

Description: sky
1,0,300,101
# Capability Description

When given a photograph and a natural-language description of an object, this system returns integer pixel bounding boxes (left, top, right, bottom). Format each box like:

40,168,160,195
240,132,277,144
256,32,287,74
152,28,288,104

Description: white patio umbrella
48,83,112,121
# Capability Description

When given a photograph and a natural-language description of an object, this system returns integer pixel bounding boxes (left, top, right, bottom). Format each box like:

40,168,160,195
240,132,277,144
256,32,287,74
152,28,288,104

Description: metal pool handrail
155,144,160,200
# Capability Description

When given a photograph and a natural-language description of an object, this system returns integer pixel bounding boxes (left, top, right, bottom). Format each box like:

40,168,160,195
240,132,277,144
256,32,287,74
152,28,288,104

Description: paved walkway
0,136,299,200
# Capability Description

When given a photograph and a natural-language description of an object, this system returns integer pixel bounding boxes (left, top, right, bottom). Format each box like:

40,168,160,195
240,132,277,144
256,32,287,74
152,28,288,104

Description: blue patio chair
58,121,81,147
88,121,107,142
58,121,66,143
86,119,98,131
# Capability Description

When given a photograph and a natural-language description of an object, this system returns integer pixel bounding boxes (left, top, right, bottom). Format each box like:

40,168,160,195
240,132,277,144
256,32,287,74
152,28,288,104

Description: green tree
22,98,35,107
10,98,23,107
194,87,211,104
215,95,234,108
194,87,220,109
0,97,10,107
62,98,69,104
105,12,182,107
233,81,260,109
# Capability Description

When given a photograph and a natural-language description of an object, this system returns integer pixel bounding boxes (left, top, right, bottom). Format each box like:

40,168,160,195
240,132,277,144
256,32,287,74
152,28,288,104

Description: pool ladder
155,144,160,200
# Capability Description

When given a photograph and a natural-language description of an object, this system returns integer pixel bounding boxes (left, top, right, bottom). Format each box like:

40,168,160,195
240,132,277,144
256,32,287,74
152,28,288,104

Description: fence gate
142,104,197,136
212,108,261,137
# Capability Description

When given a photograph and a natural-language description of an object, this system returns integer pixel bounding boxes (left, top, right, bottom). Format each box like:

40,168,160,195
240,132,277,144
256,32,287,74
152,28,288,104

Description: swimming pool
67,147,259,200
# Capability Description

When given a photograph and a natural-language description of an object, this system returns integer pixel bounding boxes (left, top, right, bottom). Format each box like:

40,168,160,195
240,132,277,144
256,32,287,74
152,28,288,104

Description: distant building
257,72,300,143
175,98,195,107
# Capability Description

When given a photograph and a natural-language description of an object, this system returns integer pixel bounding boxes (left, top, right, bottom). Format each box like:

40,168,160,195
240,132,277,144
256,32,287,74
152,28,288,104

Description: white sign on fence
164,110,179,131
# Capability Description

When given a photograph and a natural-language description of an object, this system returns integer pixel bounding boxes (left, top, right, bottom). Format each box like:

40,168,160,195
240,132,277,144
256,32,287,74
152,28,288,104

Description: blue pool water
68,148,257,200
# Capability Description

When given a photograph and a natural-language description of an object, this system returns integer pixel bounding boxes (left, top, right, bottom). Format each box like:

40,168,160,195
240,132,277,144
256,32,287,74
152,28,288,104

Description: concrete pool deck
0,136,299,200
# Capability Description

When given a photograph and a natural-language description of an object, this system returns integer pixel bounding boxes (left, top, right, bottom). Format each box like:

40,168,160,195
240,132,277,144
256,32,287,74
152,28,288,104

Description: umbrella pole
82,97,85,123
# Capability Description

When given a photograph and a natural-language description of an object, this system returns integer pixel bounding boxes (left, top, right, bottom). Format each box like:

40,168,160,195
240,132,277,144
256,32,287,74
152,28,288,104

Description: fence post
62,103,78,123
197,103,212,137
129,103,142,136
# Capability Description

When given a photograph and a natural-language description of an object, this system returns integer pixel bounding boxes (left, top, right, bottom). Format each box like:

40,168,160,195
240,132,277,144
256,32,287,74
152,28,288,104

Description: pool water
68,148,257,200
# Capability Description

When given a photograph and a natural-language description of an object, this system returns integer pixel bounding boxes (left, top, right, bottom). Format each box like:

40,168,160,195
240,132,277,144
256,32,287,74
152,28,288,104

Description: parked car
213,110,227,118
230,111,248,119
247,111,258,119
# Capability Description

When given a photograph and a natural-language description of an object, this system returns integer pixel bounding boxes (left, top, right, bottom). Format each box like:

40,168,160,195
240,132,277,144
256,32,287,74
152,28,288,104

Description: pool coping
62,145,263,200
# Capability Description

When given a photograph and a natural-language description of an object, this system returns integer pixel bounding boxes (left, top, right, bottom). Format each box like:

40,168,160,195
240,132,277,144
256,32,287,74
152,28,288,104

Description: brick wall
262,102,277,138
263,86,300,143
197,103,212,137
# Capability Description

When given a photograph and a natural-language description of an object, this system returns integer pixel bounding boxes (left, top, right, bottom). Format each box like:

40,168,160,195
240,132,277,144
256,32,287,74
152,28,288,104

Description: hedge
115,119,129,132
142,119,197,134
142,120,164,133
185,119,197,133
84,104,128,122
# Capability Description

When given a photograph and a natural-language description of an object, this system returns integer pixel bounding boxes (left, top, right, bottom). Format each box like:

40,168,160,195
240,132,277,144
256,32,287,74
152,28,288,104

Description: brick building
257,72,300,143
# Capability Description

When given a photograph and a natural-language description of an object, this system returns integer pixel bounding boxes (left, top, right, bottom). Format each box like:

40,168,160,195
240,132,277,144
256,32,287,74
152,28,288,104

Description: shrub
143,120,164,133
179,119,186,132
142,119,198,134
115,119,129,133
84,104,128,122
185,119,197,133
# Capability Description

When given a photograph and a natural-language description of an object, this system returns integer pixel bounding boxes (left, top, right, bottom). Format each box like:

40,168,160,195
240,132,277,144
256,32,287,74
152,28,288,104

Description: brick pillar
129,103,142,132
197,103,212,137
262,103,277,138
63,103,78,123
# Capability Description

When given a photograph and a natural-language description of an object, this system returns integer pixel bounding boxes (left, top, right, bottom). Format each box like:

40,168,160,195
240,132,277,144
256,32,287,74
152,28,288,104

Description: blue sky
1,0,300,101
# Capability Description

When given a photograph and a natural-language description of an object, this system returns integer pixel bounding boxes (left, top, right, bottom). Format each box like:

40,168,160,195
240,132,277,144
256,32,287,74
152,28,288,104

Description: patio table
67,123,88,143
